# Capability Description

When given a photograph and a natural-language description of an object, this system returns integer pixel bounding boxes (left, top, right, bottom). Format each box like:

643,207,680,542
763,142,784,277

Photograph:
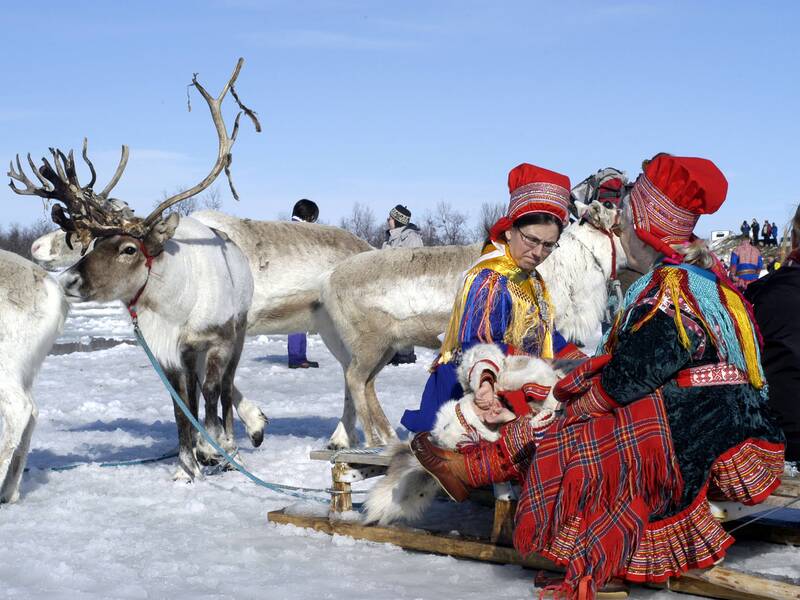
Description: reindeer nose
31,243,41,255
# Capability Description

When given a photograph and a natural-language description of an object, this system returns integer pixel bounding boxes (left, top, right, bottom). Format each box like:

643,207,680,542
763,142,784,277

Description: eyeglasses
515,228,559,253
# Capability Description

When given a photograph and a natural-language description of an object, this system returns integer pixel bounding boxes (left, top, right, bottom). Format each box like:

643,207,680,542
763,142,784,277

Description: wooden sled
267,448,800,600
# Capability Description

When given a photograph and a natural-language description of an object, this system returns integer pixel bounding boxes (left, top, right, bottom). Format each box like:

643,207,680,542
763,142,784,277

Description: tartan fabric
563,379,619,420
511,392,683,597
507,392,784,597
552,355,612,402
554,342,587,360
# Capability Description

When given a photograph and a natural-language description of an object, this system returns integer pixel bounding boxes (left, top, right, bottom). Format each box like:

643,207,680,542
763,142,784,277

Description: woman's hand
474,380,496,410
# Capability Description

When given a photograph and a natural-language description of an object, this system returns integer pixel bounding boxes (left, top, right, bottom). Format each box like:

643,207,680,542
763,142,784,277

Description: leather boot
410,432,472,502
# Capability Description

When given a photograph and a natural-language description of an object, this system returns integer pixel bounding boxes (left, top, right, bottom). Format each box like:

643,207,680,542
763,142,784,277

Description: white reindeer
0,250,67,503
316,199,626,449
9,59,266,481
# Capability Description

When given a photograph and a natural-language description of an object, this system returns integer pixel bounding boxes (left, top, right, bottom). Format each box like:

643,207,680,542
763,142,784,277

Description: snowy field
1,302,798,599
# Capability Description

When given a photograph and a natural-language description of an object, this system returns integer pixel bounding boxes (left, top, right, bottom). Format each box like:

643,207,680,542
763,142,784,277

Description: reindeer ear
143,212,180,255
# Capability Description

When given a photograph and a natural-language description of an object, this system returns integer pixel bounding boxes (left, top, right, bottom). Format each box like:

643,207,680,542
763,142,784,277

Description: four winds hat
489,163,571,242
630,154,728,261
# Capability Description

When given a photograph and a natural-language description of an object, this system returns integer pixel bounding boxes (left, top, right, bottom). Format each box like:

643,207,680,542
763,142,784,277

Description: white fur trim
541,389,562,413
528,408,556,430
495,356,560,392
458,344,505,392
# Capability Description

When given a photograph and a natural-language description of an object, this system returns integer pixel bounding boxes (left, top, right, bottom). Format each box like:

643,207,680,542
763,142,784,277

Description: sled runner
267,448,800,600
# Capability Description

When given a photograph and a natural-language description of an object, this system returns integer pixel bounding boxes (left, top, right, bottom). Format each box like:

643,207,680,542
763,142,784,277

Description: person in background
383,205,424,365
746,203,800,464
288,199,320,369
771,221,779,246
729,235,763,289
762,219,772,246
751,218,760,245
740,219,751,239
766,257,778,273
383,205,424,249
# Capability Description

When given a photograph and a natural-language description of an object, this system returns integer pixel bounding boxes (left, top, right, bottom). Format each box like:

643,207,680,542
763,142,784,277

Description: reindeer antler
8,58,260,248
8,140,140,250
142,57,261,228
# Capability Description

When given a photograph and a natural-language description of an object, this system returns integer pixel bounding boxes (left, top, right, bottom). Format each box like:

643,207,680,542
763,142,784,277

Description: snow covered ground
1,303,798,599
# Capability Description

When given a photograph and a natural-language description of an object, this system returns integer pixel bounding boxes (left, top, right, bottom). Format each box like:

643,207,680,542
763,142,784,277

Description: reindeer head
9,58,261,305
570,167,628,232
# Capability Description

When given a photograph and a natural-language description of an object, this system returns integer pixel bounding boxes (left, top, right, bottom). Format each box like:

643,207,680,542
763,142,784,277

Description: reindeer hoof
196,449,222,467
172,467,195,483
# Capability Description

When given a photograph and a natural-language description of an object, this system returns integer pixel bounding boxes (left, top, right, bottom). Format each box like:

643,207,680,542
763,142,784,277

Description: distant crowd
740,218,779,246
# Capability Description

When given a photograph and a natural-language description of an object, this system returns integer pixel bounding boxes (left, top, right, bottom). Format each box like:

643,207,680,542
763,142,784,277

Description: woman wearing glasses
401,163,582,433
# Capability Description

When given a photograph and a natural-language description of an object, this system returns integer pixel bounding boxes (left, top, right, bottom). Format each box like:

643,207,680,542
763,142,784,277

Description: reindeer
8,59,266,481
0,251,67,503
316,198,626,449
30,212,372,349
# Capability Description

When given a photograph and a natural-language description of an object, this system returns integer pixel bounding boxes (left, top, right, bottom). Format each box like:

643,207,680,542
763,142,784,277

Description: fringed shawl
439,241,555,363
603,263,765,389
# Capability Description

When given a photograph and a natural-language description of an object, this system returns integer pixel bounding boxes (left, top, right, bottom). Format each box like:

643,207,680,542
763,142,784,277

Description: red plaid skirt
503,392,784,599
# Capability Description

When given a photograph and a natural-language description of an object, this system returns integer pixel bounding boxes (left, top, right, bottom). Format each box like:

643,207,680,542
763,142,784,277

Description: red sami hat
489,163,571,242
629,154,727,260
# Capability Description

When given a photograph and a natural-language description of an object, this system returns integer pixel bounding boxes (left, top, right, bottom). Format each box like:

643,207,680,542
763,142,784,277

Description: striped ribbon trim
630,173,699,244
508,182,570,221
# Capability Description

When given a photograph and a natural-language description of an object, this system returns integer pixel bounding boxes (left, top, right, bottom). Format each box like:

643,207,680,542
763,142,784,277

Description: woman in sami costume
400,163,583,433
412,155,785,600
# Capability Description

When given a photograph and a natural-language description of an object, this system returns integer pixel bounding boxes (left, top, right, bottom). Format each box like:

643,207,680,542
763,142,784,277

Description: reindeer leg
0,384,36,504
166,368,201,482
314,309,359,449
345,360,380,447
219,324,248,458
361,346,398,446
197,347,229,466
232,386,268,448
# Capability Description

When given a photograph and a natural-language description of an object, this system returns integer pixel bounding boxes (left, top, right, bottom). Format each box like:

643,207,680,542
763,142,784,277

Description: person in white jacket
382,204,423,249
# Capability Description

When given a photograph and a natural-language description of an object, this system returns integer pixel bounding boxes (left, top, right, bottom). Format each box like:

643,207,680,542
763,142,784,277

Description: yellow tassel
720,286,764,388
438,242,555,362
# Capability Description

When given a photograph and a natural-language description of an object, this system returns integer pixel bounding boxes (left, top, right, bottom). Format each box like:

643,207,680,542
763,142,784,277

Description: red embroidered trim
454,404,477,438
675,363,749,388
508,182,570,223
468,359,500,388
522,383,550,403
630,173,699,244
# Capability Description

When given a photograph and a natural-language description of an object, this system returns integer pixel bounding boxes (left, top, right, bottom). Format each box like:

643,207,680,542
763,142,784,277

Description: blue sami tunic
400,268,569,432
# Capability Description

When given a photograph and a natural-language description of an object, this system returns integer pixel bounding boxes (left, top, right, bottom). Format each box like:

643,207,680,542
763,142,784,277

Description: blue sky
2,1,798,236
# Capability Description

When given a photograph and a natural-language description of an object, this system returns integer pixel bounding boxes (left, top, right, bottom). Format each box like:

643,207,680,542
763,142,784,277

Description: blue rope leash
25,449,178,473
132,323,332,502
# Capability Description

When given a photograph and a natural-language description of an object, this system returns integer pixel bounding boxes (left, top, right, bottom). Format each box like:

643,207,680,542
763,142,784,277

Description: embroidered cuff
564,378,619,419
